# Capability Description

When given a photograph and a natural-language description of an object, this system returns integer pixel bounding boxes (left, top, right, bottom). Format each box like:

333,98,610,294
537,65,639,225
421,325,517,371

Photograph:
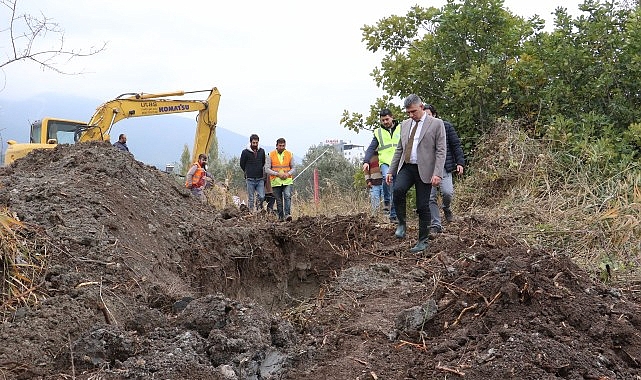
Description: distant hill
0,93,269,168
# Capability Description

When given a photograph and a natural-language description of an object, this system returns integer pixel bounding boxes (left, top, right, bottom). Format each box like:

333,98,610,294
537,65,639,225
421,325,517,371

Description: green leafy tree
207,133,219,162
349,0,640,162
514,1,641,168
294,145,360,200
357,0,538,144
341,96,404,133
522,1,641,128
178,144,191,176
208,155,245,192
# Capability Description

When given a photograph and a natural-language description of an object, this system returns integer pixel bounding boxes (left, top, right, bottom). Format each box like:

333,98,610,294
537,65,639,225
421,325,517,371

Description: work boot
444,208,453,223
410,221,430,253
395,213,406,239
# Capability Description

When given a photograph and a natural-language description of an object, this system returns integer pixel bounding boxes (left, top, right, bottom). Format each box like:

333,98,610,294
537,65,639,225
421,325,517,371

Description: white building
342,143,365,162
322,139,365,163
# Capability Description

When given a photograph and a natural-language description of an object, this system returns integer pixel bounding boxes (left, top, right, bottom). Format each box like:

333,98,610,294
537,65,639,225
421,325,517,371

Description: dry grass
456,121,640,283
0,209,50,314
293,187,371,218
205,181,237,209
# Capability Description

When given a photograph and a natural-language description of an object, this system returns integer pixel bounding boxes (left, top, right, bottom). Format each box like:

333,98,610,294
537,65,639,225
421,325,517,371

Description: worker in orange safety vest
185,154,212,202
265,138,295,221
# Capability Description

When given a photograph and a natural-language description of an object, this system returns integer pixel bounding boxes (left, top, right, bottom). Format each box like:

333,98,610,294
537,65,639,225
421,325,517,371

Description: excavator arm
4,87,220,166
78,87,221,162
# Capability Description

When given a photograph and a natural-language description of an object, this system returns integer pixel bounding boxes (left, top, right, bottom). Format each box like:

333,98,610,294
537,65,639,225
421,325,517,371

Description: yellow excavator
4,87,221,165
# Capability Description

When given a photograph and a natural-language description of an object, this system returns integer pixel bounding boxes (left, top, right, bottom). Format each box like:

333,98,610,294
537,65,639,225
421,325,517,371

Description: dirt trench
0,143,640,380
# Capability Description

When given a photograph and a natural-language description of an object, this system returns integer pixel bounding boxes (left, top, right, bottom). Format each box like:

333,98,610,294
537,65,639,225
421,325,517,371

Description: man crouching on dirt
185,154,213,202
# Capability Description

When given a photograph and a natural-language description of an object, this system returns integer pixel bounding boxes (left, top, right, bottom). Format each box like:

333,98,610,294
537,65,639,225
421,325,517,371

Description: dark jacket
443,121,465,173
240,145,266,179
113,141,129,152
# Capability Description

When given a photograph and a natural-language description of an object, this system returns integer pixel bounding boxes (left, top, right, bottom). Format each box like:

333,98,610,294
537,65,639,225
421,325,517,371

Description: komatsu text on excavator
4,87,221,165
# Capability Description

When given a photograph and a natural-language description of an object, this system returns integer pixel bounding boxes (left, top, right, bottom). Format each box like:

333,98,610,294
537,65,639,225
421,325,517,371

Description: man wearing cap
362,109,401,222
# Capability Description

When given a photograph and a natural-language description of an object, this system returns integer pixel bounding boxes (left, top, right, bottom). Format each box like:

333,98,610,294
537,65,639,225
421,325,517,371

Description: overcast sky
0,0,580,157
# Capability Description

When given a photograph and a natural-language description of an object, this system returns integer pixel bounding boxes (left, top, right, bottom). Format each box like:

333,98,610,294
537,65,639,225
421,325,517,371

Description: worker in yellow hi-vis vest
363,109,401,223
265,137,296,222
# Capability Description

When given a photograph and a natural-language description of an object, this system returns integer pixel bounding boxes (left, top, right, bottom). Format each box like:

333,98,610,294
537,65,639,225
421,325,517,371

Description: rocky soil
0,142,640,379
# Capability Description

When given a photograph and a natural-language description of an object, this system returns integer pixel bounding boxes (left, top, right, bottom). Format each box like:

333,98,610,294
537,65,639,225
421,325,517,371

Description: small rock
172,296,195,313
218,364,238,379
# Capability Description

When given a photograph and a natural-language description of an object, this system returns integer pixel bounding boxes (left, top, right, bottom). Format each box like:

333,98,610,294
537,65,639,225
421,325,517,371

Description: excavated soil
0,142,640,380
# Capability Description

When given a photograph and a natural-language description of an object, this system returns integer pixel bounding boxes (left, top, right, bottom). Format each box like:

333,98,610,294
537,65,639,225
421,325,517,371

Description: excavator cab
4,118,89,165
30,119,88,145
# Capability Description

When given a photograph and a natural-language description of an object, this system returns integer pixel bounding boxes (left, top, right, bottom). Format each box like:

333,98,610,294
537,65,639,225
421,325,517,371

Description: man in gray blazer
385,94,446,253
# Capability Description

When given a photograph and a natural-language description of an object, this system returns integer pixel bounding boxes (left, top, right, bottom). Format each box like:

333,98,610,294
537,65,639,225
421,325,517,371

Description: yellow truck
4,87,221,165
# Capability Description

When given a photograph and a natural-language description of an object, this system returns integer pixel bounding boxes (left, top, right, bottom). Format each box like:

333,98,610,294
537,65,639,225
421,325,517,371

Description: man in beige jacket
386,94,446,253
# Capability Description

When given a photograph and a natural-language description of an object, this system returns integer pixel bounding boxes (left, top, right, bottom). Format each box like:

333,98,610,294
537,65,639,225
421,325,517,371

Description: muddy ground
0,142,640,380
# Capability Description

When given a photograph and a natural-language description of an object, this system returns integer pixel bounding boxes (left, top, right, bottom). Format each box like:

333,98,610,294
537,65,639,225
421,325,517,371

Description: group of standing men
185,134,296,222
363,94,466,253
182,93,464,254
240,135,295,221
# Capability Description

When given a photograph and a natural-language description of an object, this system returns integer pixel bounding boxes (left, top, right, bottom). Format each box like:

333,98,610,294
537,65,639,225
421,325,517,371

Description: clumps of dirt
64,294,299,379
0,142,640,380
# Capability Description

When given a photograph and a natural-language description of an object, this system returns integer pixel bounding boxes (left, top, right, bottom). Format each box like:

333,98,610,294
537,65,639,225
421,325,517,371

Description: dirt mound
0,142,640,379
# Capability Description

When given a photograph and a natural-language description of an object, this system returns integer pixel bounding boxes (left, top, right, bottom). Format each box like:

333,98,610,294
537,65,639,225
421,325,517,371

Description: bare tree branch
0,0,106,74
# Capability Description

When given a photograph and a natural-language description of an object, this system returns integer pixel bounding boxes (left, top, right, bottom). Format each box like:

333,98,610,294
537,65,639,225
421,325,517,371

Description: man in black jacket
424,105,466,233
240,134,266,211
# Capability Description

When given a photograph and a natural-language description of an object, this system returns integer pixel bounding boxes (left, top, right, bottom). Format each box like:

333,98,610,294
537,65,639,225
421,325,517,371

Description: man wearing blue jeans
240,134,266,211
424,105,465,233
363,109,401,222
364,152,384,214
265,138,295,221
